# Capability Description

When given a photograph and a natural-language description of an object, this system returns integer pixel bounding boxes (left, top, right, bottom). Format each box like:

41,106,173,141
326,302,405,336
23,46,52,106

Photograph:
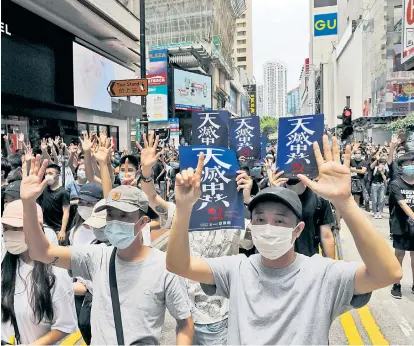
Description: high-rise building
257,85,264,117
233,0,253,81
263,60,287,117
287,87,301,116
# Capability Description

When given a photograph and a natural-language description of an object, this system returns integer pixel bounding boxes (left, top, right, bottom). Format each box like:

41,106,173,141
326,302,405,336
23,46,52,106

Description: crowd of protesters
0,128,413,345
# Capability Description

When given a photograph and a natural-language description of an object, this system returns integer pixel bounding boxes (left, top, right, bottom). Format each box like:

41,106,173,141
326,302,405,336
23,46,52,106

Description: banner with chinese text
276,114,324,179
179,145,245,232
191,111,229,147
229,116,261,160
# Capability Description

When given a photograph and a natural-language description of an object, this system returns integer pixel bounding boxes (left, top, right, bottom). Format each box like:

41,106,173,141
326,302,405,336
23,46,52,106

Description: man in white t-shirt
139,133,253,345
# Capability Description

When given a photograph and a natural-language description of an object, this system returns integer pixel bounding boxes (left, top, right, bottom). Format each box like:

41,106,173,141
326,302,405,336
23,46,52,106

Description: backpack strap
109,248,124,345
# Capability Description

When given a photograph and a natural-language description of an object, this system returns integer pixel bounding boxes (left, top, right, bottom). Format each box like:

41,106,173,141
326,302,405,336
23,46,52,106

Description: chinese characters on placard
285,117,315,173
197,113,220,145
235,119,255,157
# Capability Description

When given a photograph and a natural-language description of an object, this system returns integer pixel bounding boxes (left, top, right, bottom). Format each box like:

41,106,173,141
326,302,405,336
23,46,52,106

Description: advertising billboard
147,49,168,122
386,71,414,115
73,42,139,113
402,0,414,63
314,13,338,37
174,69,212,111
244,84,257,116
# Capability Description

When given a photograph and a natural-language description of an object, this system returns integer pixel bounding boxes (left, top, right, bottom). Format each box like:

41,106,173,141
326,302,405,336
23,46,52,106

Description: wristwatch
141,173,154,183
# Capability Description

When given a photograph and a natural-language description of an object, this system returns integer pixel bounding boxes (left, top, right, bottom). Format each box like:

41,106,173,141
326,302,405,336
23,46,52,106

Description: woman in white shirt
1,200,77,345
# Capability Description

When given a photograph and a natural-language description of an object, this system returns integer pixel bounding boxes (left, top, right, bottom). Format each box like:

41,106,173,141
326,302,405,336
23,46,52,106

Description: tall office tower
232,0,253,81
263,60,287,117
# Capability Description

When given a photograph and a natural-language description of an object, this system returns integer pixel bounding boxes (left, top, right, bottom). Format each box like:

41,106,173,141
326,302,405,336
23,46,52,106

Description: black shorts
393,234,414,251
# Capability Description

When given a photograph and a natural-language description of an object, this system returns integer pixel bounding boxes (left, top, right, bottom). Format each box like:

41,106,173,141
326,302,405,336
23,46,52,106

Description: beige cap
83,199,107,229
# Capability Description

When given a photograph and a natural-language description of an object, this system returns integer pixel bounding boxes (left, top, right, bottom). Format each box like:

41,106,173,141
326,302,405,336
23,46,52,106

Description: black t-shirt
371,167,388,184
294,187,335,257
350,159,367,180
388,161,401,181
389,177,414,236
38,186,70,232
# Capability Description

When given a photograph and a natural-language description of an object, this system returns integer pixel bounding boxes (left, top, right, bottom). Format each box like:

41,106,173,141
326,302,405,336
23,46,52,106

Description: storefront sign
244,85,257,116
402,0,414,63
1,22,11,36
147,49,168,122
107,79,148,97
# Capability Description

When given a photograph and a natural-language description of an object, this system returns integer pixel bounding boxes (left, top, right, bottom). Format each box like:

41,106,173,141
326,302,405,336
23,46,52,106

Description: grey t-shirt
71,246,191,345
202,253,371,345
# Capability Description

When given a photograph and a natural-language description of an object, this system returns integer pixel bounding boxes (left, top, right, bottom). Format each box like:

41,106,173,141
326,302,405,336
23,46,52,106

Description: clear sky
252,0,310,91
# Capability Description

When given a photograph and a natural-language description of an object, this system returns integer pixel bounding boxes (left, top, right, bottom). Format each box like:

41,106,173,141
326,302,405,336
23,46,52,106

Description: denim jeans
193,319,228,345
371,183,385,213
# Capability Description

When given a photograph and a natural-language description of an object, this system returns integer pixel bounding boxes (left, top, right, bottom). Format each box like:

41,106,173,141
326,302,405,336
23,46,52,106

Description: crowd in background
1,128,413,345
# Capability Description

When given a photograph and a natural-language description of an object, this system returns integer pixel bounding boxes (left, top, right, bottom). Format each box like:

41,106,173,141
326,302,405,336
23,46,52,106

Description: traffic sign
107,79,148,97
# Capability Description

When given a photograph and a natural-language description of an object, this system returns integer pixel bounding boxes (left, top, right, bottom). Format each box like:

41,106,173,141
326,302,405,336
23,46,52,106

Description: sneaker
378,214,382,219
391,284,402,299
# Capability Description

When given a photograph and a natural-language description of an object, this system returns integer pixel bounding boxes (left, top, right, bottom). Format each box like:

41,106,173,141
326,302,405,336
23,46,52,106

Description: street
158,210,414,345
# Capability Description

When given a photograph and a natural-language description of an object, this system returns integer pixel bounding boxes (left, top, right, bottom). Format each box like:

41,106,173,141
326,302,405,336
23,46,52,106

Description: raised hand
54,136,61,145
94,138,111,164
175,153,204,208
41,138,48,152
298,135,351,205
268,168,288,187
25,145,33,161
20,155,49,202
137,133,163,173
79,132,95,152
47,138,54,148
17,133,25,143
236,170,253,191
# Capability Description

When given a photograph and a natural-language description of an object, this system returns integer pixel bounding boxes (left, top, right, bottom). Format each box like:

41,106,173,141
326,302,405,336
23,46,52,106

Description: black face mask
286,177,300,185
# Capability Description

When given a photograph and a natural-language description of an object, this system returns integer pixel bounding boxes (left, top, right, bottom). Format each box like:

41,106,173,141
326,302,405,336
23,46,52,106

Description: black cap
4,180,21,198
248,186,302,220
79,183,104,202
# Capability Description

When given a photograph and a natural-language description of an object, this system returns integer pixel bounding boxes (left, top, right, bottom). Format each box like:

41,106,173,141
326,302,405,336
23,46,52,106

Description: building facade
263,60,287,117
1,0,142,152
233,0,253,81
287,87,301,116
257,84,264,117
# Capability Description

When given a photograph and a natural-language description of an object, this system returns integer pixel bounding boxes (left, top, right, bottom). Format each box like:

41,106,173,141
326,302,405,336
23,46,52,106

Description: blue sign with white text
179,145,245,232
276,114,324,179
229,116,261,160
314,13,338,37
191,111,229,147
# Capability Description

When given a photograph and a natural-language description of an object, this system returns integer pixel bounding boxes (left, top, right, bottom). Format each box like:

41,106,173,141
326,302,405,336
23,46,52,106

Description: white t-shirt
162,202,254,325
69,225,97,246
1,260,78,344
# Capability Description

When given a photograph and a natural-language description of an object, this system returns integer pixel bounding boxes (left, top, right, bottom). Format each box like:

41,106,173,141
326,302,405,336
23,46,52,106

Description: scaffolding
145,0,245,74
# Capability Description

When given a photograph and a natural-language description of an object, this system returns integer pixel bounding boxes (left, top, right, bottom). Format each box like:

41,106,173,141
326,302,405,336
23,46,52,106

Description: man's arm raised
166,152,215,285
21,155,72,269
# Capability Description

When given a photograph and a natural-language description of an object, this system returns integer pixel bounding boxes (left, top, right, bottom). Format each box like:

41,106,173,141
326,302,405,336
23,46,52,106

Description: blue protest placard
179,145,245,232
229,116,261,160
191,111,229,147
253,135,268,167
276,114,324,179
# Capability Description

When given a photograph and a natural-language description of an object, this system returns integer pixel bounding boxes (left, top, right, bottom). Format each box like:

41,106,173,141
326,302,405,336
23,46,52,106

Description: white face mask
78,206,94,220
46,175,56,186
77,170,86,180
3,231,28,255
250,224,299,260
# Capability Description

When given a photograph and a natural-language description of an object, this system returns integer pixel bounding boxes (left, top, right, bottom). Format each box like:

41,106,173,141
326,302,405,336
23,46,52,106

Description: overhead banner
229,117,261,160
191,111,229,147
402,0,414,63
244,84,257,116
179,145,244,232
147,49,168,122
276,114,324,179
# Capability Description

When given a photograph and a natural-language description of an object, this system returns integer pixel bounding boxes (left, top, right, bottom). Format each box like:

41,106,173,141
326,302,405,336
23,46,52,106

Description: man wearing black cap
20,156,194,345
167,136,402,344
3,180,21,207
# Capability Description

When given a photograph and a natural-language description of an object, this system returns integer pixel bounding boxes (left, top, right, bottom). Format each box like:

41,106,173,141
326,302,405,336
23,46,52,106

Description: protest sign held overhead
276,114,324,179
191,111,229,147
179,145,245,232
229,116,261,160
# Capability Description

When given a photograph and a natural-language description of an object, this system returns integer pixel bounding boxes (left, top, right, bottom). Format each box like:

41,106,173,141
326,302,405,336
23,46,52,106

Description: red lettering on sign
292,162,305,174
407,0,414,26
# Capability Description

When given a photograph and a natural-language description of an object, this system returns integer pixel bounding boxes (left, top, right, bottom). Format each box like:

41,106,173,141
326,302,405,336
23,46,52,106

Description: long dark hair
1,252,56,324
